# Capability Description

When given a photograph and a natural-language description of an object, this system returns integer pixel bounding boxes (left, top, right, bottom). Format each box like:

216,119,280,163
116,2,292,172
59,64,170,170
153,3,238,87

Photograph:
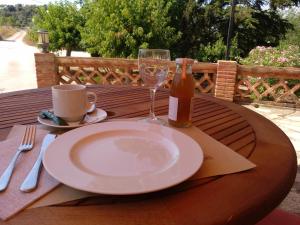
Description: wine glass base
140,117,167,125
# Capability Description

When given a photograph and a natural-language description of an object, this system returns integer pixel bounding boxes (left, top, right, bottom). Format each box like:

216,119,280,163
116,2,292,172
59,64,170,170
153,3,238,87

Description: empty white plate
43,121,203,195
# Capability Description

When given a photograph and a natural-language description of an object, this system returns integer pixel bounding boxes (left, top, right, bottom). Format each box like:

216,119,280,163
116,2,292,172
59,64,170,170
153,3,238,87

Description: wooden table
0,85,297,225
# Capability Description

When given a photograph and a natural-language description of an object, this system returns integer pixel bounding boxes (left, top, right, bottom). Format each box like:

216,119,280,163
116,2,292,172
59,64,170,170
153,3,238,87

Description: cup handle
86,91,97,111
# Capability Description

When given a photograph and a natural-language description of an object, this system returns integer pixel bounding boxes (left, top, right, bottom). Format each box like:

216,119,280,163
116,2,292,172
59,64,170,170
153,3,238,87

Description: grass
0,26,19,40
23,30,36,46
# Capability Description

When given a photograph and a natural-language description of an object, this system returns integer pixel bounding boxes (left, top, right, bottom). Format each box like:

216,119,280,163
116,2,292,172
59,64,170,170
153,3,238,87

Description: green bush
241,45,300,67
197,36,240,62
241,45,300,99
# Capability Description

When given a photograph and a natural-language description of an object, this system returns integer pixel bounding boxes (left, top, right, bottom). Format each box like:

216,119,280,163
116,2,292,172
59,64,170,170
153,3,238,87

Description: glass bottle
168,58,195,127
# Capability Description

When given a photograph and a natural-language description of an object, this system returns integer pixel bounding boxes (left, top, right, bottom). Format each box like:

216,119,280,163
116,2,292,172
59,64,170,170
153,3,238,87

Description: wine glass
138,49,170,124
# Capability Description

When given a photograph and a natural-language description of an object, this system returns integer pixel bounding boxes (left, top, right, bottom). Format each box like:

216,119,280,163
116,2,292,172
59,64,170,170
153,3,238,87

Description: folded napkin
0,126,60,220
179,125,256,179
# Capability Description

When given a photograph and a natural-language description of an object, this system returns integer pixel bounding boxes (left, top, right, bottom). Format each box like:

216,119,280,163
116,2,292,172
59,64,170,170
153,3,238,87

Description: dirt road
0,30,38,93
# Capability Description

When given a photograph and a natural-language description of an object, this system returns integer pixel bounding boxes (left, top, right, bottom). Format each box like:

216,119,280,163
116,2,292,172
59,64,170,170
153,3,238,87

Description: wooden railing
56,57,217,94
35,54,218,94
235,65,300,106
34,53,300,106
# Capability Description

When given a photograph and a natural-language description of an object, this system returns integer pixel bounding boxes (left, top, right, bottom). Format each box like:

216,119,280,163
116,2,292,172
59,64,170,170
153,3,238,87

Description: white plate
37,108,107,128
43,121,203,195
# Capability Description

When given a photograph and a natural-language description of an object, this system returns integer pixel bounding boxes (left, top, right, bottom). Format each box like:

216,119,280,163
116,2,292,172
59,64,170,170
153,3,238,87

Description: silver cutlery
0,125,36,192
20,133,56,192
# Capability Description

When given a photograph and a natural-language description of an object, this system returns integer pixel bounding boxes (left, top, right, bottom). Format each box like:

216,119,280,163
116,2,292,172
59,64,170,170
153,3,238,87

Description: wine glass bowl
139,59,169,89
138,49,170,124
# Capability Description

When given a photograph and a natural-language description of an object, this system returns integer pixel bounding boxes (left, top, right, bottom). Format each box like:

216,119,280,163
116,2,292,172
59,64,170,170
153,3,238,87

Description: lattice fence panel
58,66,143,86
194,72,216,94
235,75,300,105
57,65,217,94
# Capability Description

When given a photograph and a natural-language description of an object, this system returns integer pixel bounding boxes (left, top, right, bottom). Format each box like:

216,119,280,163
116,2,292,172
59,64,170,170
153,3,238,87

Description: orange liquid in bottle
168,59,195,127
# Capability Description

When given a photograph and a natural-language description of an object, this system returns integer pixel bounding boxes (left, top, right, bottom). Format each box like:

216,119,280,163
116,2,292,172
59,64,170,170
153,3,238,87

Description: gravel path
0,30,38,93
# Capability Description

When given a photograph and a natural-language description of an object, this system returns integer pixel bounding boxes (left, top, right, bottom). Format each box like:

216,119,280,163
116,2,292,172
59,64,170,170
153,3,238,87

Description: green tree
168,0,297,60
0,4,38,27
80,0,181,58
197,35,240,62
280,9,300,48
32,1,84,56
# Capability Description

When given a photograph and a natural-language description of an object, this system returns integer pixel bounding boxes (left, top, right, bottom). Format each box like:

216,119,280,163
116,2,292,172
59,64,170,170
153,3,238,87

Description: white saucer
37,108,107,128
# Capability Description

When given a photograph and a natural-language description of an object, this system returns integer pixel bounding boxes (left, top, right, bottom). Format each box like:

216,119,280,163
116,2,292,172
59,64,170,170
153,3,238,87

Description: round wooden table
0,85,297,225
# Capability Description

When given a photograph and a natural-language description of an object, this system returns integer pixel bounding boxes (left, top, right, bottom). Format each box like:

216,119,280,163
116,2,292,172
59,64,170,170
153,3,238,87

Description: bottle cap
175,58,194,64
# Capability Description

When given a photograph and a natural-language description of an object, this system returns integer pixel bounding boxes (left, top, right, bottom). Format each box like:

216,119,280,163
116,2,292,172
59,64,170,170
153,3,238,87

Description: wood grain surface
0,85,297,225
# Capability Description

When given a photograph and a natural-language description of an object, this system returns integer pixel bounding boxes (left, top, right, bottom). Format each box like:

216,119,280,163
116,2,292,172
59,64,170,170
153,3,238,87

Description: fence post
214,60,237,102
34,53,59,88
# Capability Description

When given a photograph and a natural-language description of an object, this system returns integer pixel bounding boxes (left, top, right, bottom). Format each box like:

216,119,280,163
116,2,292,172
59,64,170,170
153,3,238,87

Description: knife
20,134,56,192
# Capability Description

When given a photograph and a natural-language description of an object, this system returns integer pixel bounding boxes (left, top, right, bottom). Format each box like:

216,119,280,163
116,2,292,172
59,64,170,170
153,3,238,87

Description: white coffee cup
52,84,97,122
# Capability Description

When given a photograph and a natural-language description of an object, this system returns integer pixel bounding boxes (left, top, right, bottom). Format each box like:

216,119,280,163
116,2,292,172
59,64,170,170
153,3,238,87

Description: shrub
241,45,300,99
197,36,240,62
241,45,300,67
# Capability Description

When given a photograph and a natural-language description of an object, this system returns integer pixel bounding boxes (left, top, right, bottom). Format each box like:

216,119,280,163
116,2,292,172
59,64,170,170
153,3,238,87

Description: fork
0,125,36,192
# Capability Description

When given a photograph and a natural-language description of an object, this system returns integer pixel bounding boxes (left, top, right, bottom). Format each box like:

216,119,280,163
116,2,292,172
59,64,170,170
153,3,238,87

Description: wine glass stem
149,88,157,120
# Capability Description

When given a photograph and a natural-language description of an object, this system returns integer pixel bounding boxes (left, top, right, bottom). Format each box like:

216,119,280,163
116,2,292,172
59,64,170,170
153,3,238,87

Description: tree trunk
66,48,72,56
226,0,236,60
